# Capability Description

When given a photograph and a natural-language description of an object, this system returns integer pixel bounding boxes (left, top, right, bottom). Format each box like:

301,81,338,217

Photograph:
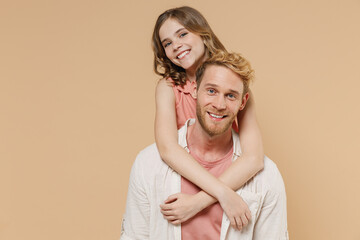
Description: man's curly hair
195,51,254,95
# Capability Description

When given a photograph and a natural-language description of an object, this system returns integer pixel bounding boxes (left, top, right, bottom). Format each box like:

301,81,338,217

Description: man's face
196,65,249,137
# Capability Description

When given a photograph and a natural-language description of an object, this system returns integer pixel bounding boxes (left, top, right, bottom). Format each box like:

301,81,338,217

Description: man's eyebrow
204,83,218,88
228,89,241,95
161,28,186,44
204,83,240,95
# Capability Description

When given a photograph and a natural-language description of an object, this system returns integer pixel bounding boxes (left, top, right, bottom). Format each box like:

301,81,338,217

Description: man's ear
191,86,197,99
239,92,249,110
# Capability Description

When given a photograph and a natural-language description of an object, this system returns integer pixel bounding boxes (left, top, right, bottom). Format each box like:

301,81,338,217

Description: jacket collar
178,119,241,159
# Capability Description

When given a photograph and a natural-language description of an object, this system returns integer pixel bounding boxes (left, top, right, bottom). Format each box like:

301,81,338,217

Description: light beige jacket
121,119,289,240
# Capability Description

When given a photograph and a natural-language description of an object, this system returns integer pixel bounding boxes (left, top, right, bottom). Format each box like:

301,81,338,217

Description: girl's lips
177,50,190,59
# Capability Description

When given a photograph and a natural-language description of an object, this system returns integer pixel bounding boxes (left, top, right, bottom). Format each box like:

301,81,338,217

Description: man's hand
218,187,252,231
160,193,203,225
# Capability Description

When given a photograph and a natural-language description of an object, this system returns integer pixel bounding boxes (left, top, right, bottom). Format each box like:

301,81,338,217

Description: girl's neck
186,69,197,82
185,51,209,82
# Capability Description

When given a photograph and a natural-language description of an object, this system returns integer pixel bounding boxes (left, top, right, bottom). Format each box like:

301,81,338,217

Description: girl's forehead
159,18,185,37
163,18,183,27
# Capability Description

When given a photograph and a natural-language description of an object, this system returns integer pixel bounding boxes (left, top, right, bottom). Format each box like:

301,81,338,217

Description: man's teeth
210,113,224,119
177,51,189,59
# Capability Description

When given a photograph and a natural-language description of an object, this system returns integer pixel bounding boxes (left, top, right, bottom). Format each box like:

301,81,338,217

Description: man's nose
213,96,226,110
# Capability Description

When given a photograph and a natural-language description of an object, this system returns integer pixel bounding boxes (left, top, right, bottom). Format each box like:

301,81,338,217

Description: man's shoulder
263,156,281,176
132,125,187,179
131,143,176,189
135,143,161,165
137,143,159,157
253,156,286,194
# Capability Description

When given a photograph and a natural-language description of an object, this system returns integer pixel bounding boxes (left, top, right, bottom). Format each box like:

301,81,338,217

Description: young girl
152,6,264,231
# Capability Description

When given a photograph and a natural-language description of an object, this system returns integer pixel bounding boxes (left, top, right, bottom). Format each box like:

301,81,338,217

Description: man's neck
186,121,233,162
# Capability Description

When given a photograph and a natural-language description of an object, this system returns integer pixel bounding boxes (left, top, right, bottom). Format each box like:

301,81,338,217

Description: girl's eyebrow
161,28,186,44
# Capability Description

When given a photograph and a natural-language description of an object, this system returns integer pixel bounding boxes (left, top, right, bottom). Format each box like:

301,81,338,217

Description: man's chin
196,109,234,136
203,123,232,137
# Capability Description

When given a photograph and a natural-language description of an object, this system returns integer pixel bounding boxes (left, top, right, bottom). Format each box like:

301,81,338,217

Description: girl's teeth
177,51,189,59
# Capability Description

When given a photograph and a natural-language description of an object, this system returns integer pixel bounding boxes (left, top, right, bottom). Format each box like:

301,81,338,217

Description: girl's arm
219,90,264,190
160,91,264,230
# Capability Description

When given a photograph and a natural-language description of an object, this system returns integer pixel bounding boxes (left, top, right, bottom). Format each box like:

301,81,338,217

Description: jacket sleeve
252,173,289,240
120,155,150,240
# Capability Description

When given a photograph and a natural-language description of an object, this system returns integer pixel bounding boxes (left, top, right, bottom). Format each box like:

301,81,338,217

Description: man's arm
253,168,289,240
120,156,150,240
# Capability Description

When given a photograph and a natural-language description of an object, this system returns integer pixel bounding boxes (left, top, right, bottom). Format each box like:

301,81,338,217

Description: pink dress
172,80,197,129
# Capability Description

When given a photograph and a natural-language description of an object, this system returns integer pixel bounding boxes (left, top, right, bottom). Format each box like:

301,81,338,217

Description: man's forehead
201,65,244,91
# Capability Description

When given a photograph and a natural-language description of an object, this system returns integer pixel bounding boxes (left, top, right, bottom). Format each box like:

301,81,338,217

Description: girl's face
159,18,207,72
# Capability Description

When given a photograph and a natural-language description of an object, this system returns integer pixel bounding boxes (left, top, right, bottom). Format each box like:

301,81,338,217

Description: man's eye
208,89,215,94
227,94,235,99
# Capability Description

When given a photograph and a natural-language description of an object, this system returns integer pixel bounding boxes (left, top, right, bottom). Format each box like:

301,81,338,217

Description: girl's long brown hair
152,6,227,86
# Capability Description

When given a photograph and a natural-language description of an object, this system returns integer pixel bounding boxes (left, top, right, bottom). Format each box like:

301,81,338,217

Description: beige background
1,0,360,239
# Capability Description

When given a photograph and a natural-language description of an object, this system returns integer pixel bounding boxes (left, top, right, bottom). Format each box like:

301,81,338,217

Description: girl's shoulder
156,78,196,99
157,77,175,88
173,79,196,95
155,78,176,98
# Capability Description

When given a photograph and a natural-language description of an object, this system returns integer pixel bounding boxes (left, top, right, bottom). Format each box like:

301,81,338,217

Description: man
121,53,289,240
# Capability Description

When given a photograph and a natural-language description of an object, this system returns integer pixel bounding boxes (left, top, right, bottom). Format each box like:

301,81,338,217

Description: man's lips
176,50,190,59
208,112,227,121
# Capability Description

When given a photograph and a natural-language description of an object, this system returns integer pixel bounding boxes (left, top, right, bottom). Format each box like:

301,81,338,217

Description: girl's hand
218,187,252,231
160,193,203,225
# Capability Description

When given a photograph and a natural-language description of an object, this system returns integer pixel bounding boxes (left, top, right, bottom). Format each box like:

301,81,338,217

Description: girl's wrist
195,191,216,211
216,185,233,204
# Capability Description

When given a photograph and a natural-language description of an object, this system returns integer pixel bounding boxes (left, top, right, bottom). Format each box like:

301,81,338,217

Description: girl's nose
172,40,182,50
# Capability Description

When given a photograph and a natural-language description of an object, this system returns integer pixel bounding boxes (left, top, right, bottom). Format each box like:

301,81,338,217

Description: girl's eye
164,42,171,48
179,32,188,38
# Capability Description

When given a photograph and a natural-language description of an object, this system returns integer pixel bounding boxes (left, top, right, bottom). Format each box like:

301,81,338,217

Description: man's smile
208,112,227,121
